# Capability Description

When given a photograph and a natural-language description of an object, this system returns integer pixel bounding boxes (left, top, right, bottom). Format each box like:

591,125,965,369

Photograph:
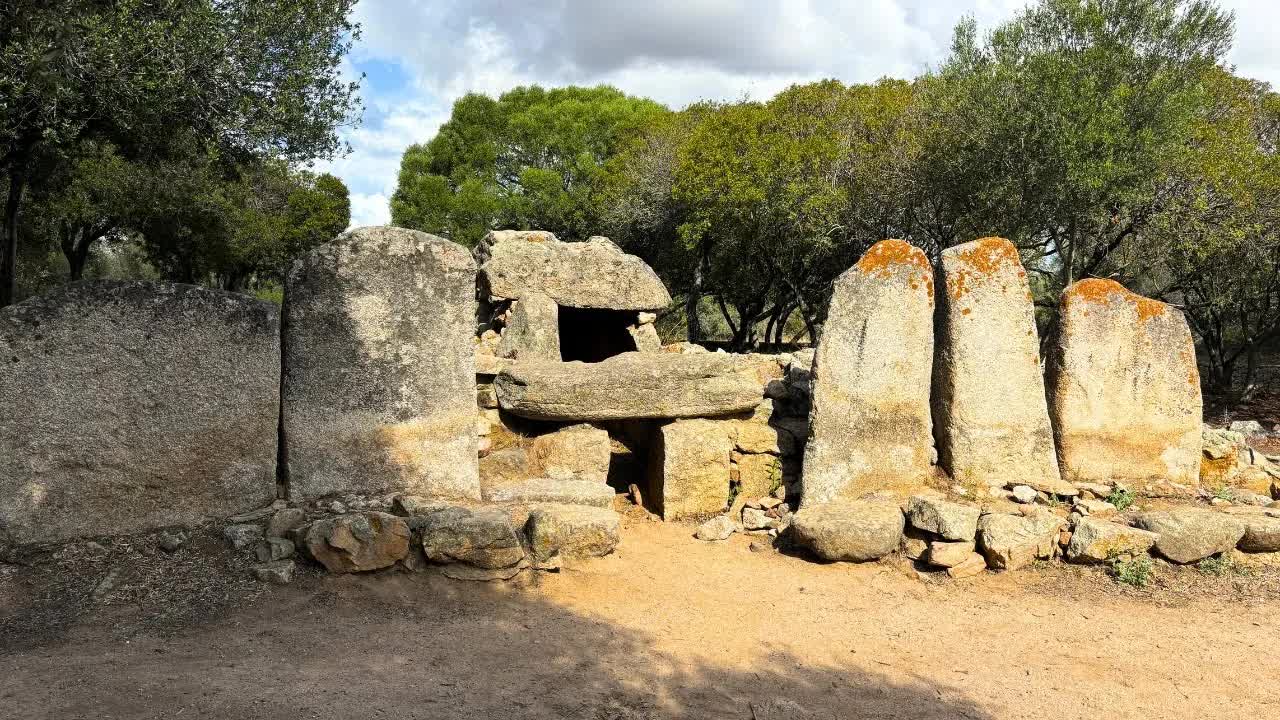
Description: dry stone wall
282,226,480,502
0,281,280,545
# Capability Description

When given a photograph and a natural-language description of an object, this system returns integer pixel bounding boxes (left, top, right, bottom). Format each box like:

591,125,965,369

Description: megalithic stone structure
932,237,1072,495
282,226,480,502
1046,278,1202,485
801,239,935,506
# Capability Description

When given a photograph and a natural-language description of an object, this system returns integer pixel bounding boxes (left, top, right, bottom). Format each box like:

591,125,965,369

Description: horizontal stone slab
477,231,672,310
494,352,777,421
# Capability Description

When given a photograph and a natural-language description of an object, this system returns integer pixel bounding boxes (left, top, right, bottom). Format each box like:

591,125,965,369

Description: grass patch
1197,554,1250,577
1108,554,1153,588
1106,487,1136,512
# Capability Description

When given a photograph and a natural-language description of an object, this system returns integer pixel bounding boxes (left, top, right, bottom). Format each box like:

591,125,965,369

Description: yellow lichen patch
855,239,931,281
958,237,1022,277
1063,278,1168,321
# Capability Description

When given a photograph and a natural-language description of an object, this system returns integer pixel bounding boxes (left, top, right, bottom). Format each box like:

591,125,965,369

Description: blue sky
319,0,1280,228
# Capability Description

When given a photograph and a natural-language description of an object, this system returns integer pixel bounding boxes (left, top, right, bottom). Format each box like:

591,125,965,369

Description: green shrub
1108,555,1153,588
1106,487,1136,512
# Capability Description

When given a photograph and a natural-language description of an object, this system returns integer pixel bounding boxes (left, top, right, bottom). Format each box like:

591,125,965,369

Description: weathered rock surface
977,509,1064,570
477,231,671,310
695,515,739,541
482,478,615,508
650,419,733,520
224,523,264,550
628,322,662,352
735,452,782,502
1064,517,1158,563
933,238,1066,494
497,291,560,361
253,560,296,585
266,508,307,538
416,506,526,569
926,540,977,568
0,281,279,545
283,226,479,503
947,552,988,578
906,496,980,541
802,240,935,504
304,512,411,573
529,423,611,483
1238,515,1280,553
495,352,772,421
255,537,296,562
789,500,905,562
1134,509,1246,564
525,504,620,560
1046,279,1202,485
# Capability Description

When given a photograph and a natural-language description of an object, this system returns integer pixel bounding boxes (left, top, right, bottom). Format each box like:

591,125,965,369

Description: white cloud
327,0,1280,229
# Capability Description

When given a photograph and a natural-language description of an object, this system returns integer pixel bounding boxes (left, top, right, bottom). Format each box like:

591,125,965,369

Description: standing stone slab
496,291,560,361
933,237,1067,494
1046,279,1202,485
283,226,479,502
802,240,935,505
477,231,671,310
650,419,733,520
0,281,279,545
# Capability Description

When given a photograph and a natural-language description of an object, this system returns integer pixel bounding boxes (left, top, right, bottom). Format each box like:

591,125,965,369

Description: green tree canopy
390,85,669,246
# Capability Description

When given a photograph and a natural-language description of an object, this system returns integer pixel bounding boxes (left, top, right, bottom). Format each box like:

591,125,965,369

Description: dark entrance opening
558,307,638,363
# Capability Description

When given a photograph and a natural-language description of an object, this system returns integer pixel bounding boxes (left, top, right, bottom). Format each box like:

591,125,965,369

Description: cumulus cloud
331,0,1280,228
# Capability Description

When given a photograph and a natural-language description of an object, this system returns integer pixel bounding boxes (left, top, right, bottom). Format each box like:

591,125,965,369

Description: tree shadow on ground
0,566,995,720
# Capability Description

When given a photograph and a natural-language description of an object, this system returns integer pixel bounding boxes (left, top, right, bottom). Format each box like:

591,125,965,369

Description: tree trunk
685,242,710,344
62,230,93,282
1241,346,1261,401
1,170,24,306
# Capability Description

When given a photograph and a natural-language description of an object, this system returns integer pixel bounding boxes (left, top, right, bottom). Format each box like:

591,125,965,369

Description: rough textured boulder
495,352,772,421
283,226,479,502
525,504,620,561
802,240,935,504
1046,279,1202,485
695,515,738,541
1064,517,1158,563
482,478,615,508
1238,515,1280,553
735,452,782,501
529,423,611,483
476,231,671,310
906,496,981,542
789,500,905,562
933,238,1067,494
977,509,1064,570
650,419,733,520
496,291,560,361
1134,509,1245,563
0,281,279,545
304,512,411,573
416,505,527,569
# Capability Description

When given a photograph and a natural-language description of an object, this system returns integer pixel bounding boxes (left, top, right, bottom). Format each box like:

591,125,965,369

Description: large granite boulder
1134,509,1245,563
789,500,905,562
1238,514,1280,553
802,240,935,504
933,238,1069,495
1046,279,1202,485
304,512,411,573
496,291,560,361
283,226,479,502
1064,516,1158,564
525,504,620,561
415,505,527,569
476,231,671,310
0,281,279,545
494,352,774,421
649,418,733,520
977,508,1064,570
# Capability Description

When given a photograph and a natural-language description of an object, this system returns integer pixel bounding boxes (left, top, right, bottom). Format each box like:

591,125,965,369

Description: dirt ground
2,517,1278,720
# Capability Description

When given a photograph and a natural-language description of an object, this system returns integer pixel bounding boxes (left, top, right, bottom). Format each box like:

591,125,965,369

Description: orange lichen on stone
1063,278,1168,321
855,239,931,282
947,237,1023,301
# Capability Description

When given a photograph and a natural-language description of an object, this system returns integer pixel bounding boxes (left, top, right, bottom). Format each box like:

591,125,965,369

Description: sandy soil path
1,518,1276,719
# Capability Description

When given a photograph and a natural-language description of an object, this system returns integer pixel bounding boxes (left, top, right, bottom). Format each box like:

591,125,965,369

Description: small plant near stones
1108,553,1153,588
1106,487,1136,512
1196,554,1249,577
766,458,783,495
1211,485,1235,502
